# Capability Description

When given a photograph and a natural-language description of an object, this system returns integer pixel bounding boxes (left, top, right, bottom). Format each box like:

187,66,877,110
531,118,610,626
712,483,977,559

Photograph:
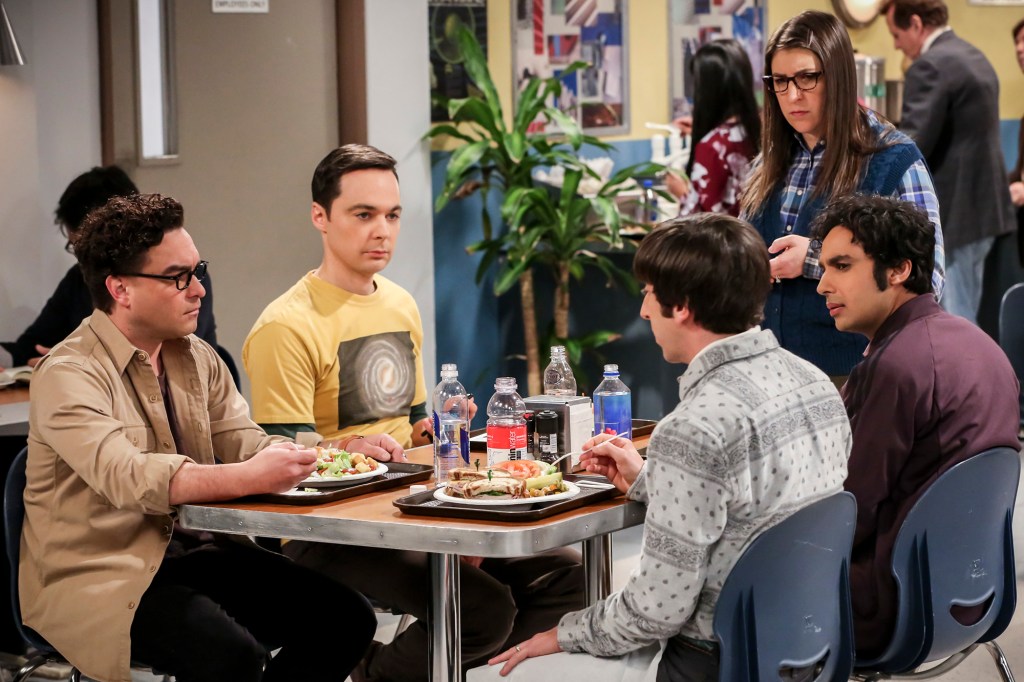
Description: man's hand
27,344,51,368
578,434,643,493
411,418,433,447
768,235,811,280
347,434,406,463
242,443,317,494
487,627,562,676
1011,181,1024,207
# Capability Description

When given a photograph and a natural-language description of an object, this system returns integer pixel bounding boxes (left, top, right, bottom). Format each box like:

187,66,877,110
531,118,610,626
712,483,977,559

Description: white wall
0,0,101,339
364,0,438,390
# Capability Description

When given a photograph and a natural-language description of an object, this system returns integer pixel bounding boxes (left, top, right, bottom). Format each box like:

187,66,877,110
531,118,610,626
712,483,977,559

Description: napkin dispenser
523,395,594,468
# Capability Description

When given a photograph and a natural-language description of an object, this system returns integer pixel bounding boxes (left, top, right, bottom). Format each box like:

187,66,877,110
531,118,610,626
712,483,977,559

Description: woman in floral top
667,39,760,217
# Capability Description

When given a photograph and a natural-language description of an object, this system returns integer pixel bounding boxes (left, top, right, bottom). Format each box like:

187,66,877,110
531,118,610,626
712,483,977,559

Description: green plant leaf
424,124,476,143
546,108,583,148
455,26,505,133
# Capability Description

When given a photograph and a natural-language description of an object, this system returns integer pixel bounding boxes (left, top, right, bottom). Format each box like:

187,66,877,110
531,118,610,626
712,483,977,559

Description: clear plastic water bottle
486,377,527,464
593,364,632,440
637,179,658,223
432,363,470,483
543,345,577,396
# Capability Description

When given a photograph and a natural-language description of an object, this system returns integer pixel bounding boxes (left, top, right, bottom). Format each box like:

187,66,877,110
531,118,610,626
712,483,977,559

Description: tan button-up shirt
21,312,284,682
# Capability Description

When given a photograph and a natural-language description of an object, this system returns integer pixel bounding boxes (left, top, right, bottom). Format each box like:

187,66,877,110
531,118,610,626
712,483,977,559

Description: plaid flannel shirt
779,131,946,299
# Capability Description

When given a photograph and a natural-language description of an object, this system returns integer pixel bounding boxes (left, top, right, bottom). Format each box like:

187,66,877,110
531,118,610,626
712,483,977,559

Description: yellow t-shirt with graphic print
243,271,426,447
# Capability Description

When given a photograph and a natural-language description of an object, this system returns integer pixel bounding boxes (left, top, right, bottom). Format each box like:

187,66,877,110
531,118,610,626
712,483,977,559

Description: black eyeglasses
763,71,823,94
122,260,208,291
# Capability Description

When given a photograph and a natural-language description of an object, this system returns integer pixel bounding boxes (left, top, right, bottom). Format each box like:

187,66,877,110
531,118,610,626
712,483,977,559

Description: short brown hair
311,144,398,215
880,0,949,29
1013,16,1024,40
74,194,185,313
634,214,770,334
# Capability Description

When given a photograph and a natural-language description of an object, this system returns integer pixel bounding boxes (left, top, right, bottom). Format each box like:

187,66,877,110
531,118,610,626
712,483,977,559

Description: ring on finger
515,645,522,653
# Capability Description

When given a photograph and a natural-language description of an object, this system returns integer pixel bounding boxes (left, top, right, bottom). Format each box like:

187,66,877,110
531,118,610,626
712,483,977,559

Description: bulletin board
512,0,629,135
668,0,765,121
429,0,489,123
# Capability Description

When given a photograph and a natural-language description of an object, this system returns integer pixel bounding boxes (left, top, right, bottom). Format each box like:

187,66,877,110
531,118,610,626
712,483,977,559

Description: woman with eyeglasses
0,166,220,370
741,10,945,381
665,39,760,217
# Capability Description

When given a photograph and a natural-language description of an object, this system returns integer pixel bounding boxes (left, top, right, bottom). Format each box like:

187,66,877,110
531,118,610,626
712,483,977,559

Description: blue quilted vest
748,131,923,376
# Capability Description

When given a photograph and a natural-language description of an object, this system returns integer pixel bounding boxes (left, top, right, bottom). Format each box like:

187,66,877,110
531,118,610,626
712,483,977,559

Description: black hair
810,194,934,294
54,166,139,243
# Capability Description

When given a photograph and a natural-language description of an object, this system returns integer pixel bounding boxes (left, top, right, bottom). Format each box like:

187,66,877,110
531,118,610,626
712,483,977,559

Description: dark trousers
285,541,585,682
131,542,375,682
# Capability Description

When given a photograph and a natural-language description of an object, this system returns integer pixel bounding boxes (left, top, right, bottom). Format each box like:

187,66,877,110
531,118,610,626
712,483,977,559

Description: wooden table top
0,386,29,406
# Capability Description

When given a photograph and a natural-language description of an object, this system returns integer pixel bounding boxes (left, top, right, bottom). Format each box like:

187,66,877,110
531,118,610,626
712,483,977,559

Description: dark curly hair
74,194,185,313
54,166,139,244
810,194,934,295
634,214,770,334
311,144,398,215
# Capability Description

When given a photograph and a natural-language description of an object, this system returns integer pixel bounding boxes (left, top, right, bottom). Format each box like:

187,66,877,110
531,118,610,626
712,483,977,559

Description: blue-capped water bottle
432,363,470,483
593,364,632,440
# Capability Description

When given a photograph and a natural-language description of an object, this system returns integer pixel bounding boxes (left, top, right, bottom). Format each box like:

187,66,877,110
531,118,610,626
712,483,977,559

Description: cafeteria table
0,387,29,437
178,445,648,682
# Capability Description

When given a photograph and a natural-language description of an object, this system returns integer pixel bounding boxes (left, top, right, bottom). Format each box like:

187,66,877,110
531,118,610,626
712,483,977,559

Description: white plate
433,481,581,507
0,377,14,389
299,462,388,489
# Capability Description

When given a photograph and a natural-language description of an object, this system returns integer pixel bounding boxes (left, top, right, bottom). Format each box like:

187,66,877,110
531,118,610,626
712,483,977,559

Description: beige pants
466,643,663,682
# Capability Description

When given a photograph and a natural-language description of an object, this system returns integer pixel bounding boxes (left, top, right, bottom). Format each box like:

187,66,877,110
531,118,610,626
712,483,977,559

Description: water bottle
637,179,658,223
593,364,632,440
432,363,470,484
486,377,527,465
543,345,577,396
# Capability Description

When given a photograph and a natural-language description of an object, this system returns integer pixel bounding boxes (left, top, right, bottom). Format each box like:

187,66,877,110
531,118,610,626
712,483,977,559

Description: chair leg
13,653,49,682
69,667,82,682
984,640,1015,682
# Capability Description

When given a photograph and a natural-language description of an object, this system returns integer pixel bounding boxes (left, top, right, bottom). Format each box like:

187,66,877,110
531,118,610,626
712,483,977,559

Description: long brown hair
742,11,887,216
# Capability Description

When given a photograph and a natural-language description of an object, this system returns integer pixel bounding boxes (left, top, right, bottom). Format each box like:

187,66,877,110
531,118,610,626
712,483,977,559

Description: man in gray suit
883,0,1015,324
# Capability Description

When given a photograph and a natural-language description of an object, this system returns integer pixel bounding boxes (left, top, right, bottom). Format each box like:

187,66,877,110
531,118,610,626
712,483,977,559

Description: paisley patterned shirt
557,328,850,656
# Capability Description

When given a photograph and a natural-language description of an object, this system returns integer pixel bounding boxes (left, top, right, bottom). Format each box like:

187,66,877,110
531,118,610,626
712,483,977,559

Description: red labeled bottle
485,377,527,464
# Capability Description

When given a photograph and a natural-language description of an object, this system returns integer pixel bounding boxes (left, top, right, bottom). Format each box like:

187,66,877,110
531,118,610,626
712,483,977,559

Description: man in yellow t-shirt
244,145,430,453
244,145,584,682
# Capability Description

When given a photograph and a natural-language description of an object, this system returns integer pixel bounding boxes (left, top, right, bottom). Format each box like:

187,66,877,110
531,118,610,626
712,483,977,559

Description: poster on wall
512,0,629,135
668,0,764,121
429,0,488,123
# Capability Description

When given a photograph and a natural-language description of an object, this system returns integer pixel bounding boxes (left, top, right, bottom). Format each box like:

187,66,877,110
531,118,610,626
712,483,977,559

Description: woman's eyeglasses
121,260,208,291
763,71,823,94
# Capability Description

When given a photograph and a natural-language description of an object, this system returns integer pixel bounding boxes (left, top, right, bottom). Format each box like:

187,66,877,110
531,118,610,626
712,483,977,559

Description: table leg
428,552,461,682
582,534,613,605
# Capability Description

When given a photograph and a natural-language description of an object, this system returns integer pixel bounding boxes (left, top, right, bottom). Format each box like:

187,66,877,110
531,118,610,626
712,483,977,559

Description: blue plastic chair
4,448,81,682
853,447,1020,681
712,491,857,682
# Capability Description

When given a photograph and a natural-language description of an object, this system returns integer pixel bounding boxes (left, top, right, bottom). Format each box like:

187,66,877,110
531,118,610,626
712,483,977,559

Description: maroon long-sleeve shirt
842,294,1020,657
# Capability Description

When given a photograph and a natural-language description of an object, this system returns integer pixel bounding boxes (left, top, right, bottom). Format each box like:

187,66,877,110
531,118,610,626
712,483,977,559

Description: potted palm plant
429,26,663,394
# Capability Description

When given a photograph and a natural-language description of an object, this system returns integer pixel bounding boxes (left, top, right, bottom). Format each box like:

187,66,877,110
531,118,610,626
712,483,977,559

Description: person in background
1009,17,1024,264
740,10,945,384
665,39,760,217
0,166,218,370
812,194,1019,657
244,144,582,682
883,0,1014,325
470,214,850,681
22,193,375,682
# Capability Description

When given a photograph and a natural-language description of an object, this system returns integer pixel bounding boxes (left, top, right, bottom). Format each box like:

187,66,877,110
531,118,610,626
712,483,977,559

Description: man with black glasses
21,193,375,682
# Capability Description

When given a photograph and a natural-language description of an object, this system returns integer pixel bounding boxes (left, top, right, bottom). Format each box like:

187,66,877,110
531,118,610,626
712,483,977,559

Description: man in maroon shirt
812,194,1020,657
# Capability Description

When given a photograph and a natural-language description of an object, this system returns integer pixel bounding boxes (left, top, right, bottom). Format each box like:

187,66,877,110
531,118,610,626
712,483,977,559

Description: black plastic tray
392,474,621,522
249,462,433,506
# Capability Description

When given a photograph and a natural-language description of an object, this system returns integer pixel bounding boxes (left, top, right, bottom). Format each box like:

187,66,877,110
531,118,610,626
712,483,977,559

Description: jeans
130,541,376,682
942,237,995,325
